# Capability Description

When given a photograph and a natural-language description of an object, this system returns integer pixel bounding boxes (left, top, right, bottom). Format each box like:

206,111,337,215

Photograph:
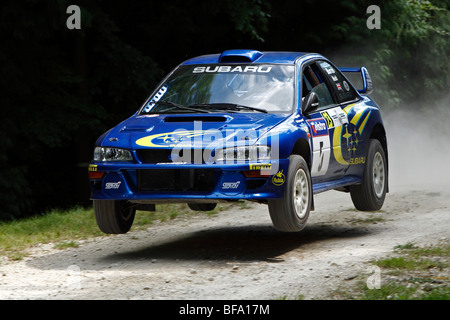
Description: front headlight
93,147,133,162
215,146,271,162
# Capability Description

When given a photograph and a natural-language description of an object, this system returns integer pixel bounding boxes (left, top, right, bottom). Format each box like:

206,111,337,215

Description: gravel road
0,182,448,300
1,109,449,300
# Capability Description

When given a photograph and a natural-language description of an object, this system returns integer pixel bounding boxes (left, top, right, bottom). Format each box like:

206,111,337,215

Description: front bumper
89,160,289,202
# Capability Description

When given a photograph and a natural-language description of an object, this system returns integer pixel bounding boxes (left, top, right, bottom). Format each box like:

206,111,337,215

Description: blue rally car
88,50,388,234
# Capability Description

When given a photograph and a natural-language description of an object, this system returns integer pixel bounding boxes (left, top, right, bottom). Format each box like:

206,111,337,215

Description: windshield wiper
190,103,268,113
157,101,210,113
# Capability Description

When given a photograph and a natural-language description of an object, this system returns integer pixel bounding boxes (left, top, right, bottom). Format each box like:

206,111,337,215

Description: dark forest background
1,0,448,220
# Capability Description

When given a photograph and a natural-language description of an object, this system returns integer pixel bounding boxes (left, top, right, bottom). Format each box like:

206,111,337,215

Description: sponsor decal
219,172,245,195
307,118,331,176
350,157,366,165
306,118,328,137
222,181,241,189
343,81,350,91
321,107,348,128
272,170,285,186
249,164,271,171
319,61,335,75
136,130,206,148
105,181,121,190
336,82,342,91
143,85,168,113
324,67,335,75
192,65,272,74
322,111,334,129
88,164,97,172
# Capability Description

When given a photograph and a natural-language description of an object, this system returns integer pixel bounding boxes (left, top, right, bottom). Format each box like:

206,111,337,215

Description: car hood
100,112,291,149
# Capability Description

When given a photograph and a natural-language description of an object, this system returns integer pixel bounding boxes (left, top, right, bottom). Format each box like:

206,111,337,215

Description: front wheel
268,155,312,232
350,139,387,211
94,200,136,234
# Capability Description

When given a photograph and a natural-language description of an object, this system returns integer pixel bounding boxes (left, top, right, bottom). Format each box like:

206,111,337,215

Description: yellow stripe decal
343,103,357,114
332,125,349,165
358,110,372,135
350,108,366,126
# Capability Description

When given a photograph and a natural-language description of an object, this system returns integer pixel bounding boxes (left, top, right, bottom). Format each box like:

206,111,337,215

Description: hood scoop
164,116,227,123
120,125,154,132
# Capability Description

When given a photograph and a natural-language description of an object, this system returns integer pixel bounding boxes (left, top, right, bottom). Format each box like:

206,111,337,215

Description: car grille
137,169,217,192
136,149,214,164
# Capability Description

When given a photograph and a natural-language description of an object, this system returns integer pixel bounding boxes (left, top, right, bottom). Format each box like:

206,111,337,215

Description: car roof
181,49,316,65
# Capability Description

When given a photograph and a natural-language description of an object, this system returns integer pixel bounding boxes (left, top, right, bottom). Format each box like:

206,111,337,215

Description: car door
316,60,364,172
301,61,350,182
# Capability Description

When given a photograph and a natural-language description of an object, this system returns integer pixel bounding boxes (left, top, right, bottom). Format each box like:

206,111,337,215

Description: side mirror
302,92,319,114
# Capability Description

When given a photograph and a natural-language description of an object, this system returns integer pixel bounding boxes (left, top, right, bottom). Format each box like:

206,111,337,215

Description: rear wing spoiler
339,67,373,94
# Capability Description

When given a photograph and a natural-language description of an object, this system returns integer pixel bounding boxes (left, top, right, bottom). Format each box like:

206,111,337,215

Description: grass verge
0,202,247,261
333,241,449,300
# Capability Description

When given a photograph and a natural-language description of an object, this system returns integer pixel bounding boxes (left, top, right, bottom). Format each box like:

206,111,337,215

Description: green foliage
360,281,450,300
375,256,447,270
0,0,162,219
223,0,271,42
0,206,101,259
331,241,450,300
364,241,450,300
0,202,232,260
329,0,450,109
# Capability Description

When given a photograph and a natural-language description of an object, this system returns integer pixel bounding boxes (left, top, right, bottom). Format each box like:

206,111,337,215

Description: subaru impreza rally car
88,49,388,234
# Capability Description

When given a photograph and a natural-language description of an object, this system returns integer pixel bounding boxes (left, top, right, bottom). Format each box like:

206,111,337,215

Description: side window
302,64,334,109
317,61,358,103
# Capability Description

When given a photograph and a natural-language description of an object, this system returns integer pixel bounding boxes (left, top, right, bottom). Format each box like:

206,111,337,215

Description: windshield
141,64,295,114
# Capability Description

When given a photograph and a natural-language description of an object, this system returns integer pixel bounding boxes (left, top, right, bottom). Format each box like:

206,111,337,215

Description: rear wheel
188,203,217,211
268,155,312,232
350,139,387,211
94,200,136,234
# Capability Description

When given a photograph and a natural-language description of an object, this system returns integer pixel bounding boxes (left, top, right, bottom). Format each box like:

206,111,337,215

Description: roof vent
218,49,263,63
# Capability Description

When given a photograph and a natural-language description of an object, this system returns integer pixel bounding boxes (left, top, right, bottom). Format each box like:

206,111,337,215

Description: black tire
350,139,387,211
268,155,312,232
94,200,136,234
187,203,217,211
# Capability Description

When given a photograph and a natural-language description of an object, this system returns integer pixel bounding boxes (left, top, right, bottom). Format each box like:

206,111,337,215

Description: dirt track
0,181,448,300
1,109,449,300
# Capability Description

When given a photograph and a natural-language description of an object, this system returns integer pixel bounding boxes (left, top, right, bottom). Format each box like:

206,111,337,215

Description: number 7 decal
307,118,331,176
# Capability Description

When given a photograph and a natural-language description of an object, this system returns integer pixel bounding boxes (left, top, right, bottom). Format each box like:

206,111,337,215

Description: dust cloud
382,95,450,188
